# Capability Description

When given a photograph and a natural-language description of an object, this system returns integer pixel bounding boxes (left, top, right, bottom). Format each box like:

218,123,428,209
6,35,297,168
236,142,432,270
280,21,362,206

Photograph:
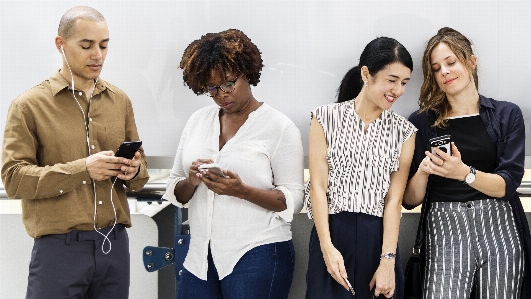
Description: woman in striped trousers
403,27,531,299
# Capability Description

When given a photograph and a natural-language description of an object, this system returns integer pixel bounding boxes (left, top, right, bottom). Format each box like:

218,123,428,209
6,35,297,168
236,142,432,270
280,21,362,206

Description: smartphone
115,141,142,159
198,163,225,177
343,276,355,296
429,135,451,156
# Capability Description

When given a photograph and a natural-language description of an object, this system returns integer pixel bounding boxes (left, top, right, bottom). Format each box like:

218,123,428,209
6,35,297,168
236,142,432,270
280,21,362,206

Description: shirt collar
479,94,494,109
426,94,493,119
48,69,114,97
349,99,388,123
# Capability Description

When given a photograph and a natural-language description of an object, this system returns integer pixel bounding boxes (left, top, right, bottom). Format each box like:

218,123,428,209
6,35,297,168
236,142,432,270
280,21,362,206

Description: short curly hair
179,29,264,95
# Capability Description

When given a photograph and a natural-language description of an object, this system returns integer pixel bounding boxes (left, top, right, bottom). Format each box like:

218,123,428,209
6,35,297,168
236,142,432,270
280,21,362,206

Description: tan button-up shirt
2,70,149,238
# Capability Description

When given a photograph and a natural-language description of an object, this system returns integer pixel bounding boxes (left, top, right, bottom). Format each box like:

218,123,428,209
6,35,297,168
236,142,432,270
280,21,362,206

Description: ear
360,66,370,82
55,36,64,54
469,55,477,70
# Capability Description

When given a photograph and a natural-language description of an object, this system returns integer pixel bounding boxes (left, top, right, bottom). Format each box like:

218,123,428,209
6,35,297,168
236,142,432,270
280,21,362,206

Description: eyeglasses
204,77,239,97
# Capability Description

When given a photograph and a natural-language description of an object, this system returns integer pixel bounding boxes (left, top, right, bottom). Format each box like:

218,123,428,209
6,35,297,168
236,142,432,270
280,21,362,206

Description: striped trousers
424,199,524,299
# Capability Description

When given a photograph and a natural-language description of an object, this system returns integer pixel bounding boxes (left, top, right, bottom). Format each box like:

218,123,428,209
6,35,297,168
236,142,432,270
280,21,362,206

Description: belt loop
65,233,71,245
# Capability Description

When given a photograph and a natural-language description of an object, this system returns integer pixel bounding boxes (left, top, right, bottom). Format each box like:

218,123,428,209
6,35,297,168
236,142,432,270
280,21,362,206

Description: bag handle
412,131,437,256
412,201,427,255
412,173,432,255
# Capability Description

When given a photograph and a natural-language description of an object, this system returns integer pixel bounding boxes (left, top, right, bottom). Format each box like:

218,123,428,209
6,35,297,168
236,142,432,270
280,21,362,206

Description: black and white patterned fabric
305,99,417,218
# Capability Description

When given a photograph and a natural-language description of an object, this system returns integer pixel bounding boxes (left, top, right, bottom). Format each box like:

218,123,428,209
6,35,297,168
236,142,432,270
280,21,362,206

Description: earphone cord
63,52,91,155
64,52,116,255
92,178,118,254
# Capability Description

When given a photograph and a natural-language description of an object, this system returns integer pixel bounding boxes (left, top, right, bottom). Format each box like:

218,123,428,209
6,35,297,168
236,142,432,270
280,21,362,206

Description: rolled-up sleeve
271,121,304,222
494,104,525,201
162,118,191,208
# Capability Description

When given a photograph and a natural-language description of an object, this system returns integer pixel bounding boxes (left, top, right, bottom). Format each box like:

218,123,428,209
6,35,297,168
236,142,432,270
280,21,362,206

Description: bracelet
380,252,396,259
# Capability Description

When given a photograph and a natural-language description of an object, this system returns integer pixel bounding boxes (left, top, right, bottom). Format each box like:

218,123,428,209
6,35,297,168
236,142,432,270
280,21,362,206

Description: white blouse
305,100,417,218
163,103,304,280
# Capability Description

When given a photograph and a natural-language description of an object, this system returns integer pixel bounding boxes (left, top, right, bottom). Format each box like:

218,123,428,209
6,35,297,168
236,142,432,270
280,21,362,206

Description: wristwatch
463,166,476,185
380,252,396,259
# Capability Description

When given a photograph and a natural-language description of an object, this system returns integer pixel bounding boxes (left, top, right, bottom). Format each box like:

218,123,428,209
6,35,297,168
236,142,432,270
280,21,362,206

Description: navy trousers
306,211,404,299
26,224,130,299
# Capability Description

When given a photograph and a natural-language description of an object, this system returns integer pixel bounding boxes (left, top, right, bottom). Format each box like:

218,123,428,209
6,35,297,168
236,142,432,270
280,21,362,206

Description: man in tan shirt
1,6,149,299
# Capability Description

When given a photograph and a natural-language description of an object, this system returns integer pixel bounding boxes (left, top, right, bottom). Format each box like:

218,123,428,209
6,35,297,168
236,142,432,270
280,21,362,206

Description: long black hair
337,37,413,103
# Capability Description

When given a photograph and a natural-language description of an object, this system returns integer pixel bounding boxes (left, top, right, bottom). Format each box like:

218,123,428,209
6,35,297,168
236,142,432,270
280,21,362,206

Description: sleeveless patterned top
305,99,417,218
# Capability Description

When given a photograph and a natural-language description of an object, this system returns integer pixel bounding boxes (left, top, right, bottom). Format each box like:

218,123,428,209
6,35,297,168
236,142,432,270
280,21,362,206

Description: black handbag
404,202,428,299
403,201,427,299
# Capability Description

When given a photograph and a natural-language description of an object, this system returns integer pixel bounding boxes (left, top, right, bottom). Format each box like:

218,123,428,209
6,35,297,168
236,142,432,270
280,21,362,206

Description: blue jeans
177,240,295,299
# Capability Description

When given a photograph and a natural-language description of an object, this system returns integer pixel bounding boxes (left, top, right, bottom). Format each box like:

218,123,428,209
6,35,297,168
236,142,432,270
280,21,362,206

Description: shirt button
59,190,63,194
91,145,95,150
78,92,83,96
466,203,472,209
89,118,92,122
82,181,86,184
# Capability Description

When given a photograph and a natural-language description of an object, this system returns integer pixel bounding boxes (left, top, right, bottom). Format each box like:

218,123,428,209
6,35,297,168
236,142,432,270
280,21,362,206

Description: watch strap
463,166,476,185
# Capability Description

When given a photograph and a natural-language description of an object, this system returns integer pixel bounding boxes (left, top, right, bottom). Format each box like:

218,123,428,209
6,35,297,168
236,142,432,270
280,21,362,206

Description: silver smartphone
198,163,224,177
343,276,355,296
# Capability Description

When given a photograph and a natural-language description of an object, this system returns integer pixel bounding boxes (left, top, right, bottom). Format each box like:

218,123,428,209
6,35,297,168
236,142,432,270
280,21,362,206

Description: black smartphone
429,135,451,156
115,141,142,159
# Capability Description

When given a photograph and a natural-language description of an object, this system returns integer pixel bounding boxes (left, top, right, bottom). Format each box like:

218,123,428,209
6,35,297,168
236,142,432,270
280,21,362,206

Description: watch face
465,173,475,184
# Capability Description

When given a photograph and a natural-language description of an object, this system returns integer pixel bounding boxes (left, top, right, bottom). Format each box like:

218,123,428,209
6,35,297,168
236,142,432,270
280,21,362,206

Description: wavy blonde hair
419,27,478,127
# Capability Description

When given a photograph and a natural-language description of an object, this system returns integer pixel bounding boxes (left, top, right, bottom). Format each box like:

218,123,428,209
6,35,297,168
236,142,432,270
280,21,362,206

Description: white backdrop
1,0,530,160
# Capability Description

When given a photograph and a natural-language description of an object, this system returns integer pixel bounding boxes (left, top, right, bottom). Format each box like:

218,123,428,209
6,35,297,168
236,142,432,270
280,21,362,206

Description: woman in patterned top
305,37,417,299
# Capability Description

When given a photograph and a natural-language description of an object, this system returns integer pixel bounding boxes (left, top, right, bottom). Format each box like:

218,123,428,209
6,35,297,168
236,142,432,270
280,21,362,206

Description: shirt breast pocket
239,143,267,161
105,126,126,152
370,154,397,191
370,151,399,171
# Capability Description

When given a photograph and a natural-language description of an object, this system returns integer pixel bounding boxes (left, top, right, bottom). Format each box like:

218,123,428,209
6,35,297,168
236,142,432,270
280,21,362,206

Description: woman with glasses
162,29,304,299
305,37,416,299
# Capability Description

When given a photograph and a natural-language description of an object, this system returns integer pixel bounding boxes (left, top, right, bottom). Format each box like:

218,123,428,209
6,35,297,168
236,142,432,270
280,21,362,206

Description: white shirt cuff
273,186,300,222
163,177,190,208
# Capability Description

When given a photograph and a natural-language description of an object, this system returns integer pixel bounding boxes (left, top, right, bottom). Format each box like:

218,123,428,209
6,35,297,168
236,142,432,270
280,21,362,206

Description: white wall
2,0,531,160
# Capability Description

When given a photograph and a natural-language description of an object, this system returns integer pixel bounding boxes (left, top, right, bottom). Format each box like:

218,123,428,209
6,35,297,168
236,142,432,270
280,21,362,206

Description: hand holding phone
429,135,451,157
198,163,225,177
115,141,142,159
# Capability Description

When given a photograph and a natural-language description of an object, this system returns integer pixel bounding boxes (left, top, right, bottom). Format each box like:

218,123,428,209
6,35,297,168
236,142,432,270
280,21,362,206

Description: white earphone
60,42,116,254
